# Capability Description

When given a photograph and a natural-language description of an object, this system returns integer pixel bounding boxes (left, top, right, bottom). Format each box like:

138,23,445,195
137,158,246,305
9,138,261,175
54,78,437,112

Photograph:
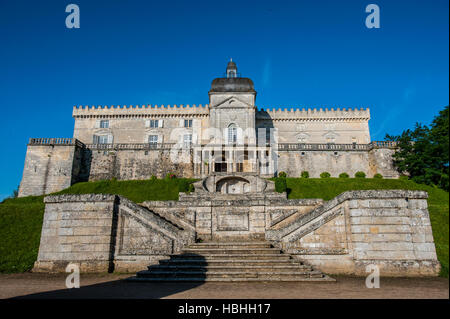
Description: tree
386,105,449,191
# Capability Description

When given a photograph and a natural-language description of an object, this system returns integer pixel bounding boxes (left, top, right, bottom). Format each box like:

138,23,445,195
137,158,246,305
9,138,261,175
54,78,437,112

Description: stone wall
18,139,399,197
33,188,440,276
267,190,440,276
144,193,323,242
83,148,194,181
33,194,194,273
277,148,398,178
18,142,82,197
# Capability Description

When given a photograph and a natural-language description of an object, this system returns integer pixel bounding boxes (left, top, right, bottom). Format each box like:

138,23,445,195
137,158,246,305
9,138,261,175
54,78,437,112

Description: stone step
136,270,326,279
169,253,292,261
188,242,273,249
158,259,304,267
128,276,335,282
131,240,334,282
148,265,312,272
181,248,282,255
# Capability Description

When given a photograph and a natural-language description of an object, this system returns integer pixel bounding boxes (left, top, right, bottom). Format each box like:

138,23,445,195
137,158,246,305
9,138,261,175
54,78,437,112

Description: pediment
212,96,253,108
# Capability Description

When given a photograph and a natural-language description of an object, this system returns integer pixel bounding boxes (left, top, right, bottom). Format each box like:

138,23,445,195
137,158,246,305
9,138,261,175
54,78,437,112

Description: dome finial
226,59,237,78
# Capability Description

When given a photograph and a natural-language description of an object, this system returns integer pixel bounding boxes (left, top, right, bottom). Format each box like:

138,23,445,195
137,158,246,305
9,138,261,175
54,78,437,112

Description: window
228,124,237,144
148,135,158,148
266,127,271,144
100,120,109,128
149,120,159,128
183,134,192,147
184,119,193,128
98,135,109,144
146,119,163,128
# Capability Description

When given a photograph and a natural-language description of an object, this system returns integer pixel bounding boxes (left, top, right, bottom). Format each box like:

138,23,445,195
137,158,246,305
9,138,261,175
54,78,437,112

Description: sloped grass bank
54,178,197,202
0,196,45,273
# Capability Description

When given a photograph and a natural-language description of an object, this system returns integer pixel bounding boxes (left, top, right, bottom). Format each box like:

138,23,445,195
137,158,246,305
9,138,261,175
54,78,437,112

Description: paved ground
0,273,448,299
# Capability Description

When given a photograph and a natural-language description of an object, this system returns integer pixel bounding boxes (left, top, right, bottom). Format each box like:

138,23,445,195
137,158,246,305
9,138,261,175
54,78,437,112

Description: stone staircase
129,241,335,282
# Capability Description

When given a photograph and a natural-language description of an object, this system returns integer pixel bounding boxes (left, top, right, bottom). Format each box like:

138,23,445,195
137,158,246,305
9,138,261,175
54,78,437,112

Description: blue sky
0,0,448,199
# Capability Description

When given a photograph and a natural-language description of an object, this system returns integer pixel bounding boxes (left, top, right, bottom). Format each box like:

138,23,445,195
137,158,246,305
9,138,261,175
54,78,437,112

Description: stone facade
33,176,440,276
18,61,399,197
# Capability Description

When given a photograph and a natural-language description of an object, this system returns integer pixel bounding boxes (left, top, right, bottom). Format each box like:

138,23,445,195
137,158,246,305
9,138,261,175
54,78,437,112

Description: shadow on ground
12,253,207,299
12,279,205,299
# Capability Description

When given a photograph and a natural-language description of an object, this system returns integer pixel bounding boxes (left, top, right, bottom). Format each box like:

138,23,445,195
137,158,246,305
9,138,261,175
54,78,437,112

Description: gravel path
0,273,448,299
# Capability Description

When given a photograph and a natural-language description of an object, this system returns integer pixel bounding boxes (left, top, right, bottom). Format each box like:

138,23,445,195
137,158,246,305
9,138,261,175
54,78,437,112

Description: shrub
275,177,287,193
320,172,331,178
278,171,287,178
177,179,190,193
339,173,349,178
150,175,157,181
301,171,309,178
188,184,195,193
355,171,366,178
374,173,383,179
165,173,176,179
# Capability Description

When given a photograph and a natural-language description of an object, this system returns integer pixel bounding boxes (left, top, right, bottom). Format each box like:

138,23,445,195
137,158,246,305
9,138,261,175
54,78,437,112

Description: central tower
208,60,257,145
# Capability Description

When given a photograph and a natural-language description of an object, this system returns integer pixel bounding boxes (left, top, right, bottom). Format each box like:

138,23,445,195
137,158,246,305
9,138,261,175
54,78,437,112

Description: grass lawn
0,177,448,276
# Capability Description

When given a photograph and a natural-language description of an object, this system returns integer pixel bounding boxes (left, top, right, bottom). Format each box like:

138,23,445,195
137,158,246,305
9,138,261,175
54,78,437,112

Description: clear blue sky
0,0,448,200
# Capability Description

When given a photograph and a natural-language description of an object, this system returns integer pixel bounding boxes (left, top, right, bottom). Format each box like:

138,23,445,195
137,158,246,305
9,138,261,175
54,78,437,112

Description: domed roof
210,60,255,93
210,77,255,93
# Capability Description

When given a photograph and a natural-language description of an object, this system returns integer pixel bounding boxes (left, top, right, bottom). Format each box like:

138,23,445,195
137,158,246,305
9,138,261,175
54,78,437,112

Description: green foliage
339,173,349,178
355,171,366,178
320,172,331,178
178,179,195,193
150,175,157,181
275,177,287,193
278,171,287,178
301,171,309,178
0,197,45,273
374,173,383,179
165,173,177,180
386,105,449,191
